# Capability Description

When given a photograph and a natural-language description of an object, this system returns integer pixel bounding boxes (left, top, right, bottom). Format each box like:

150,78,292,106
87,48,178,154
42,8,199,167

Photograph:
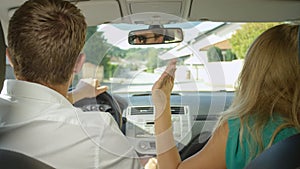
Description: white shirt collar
1,79,72,106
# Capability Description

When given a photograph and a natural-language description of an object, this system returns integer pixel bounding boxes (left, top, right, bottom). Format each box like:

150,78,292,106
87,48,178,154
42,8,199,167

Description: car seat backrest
0,149,54,169
245,133,300,169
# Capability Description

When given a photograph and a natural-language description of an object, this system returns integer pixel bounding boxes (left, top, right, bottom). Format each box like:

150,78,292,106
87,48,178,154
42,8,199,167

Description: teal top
226,116,299,169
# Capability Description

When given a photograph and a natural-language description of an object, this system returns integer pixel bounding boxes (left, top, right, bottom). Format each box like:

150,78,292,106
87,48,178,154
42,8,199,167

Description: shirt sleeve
97,112,143,169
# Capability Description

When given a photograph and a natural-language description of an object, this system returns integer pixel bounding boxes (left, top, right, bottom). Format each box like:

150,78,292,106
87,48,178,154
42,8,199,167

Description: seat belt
0,22,6,91
245,133,300,169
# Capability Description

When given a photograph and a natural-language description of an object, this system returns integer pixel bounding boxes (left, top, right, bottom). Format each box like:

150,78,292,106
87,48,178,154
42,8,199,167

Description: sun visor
129,1,182,17
8,1,122,26
189,0,300,22
126,0,191,19
77,1,122,26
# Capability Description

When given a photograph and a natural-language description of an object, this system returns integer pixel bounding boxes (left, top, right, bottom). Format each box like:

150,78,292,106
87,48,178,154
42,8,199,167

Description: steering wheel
73,91,123,129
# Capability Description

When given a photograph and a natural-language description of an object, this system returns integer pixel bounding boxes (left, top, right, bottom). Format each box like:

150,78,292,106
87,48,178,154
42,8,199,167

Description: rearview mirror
128,28,183,45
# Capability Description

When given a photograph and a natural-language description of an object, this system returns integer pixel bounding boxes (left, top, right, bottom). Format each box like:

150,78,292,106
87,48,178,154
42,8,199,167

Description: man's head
7,0,87,85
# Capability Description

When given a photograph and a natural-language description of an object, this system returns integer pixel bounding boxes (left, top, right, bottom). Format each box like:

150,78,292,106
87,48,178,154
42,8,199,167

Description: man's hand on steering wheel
67,78,108,104
71,78,123,129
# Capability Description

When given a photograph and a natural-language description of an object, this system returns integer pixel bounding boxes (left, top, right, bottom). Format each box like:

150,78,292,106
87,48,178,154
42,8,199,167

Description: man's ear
74,53,86,73
6,48,13,68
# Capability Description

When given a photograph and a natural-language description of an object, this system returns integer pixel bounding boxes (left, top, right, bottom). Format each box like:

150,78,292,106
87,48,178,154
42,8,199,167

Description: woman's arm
152,60,228,169
152,59,181,169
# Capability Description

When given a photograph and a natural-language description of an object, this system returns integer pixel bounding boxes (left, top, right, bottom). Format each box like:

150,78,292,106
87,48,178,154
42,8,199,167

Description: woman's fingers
152,59,177,91
165,59,177,77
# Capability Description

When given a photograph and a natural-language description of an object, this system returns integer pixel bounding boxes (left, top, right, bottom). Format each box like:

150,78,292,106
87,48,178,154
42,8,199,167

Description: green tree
107,46,126,58
229,23,279,59
85,26,97,42
104,46,127,79
83,26,123,80
224,49,237,61
146,48,160,72
122,47,168,72
101,56,118,79
83,30,110,65
207,46,223,62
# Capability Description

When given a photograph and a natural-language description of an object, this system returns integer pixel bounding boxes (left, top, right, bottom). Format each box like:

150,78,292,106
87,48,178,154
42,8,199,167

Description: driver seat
0,149,54,169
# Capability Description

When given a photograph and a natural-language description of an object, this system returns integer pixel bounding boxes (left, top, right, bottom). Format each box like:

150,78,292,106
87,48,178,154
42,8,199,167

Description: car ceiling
0,0,300,41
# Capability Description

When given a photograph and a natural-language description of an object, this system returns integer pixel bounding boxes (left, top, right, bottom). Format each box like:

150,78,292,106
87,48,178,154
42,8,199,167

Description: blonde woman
152,24,300,169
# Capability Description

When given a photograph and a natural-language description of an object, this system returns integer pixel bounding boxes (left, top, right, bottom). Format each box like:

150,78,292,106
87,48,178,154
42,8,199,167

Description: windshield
73,21,279,95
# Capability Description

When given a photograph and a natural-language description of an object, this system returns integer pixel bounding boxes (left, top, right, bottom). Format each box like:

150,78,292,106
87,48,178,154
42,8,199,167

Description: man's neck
44,83,69,98
17,77,70,98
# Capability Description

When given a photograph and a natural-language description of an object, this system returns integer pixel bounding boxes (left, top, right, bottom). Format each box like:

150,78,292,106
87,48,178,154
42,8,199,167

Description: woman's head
219,24,300,158
238,24,299,117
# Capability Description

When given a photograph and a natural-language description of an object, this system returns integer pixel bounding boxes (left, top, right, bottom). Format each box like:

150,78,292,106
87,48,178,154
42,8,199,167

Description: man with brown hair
0,0,143,168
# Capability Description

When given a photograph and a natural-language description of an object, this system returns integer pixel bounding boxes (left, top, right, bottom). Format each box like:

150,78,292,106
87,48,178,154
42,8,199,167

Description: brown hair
7,0,87,85
218,24,300,158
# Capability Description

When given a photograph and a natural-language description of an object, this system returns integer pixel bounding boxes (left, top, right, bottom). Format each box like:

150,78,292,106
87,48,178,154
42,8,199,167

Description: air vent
131,93,152,97
170,106,185,114
131,93,181,97
130,106,186,115
131,106,154,115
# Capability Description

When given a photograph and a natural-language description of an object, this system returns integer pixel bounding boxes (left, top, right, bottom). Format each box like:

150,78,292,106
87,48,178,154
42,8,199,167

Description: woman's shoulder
273,125,299,144
227,117,241,130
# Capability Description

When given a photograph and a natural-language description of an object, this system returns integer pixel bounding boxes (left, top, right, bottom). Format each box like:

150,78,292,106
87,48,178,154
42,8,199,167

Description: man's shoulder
44,106,116,128
0,95,11,105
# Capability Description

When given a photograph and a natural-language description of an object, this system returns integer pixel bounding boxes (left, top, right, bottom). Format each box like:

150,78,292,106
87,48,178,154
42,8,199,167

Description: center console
124,105,192,155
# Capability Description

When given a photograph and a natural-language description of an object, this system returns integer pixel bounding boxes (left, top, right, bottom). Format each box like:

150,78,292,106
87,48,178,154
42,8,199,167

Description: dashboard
74,91,234,156
117,91,234,155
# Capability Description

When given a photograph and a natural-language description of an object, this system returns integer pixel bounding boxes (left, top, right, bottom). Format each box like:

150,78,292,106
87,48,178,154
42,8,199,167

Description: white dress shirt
0,80,142,169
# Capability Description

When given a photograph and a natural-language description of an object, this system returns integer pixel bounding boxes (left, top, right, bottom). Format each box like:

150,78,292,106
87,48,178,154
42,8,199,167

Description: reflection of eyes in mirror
129,35,153,44
130,33,164,44
128,28,183,45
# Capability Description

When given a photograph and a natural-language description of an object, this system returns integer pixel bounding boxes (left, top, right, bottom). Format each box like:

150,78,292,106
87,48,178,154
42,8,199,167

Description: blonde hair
218,24,300,158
